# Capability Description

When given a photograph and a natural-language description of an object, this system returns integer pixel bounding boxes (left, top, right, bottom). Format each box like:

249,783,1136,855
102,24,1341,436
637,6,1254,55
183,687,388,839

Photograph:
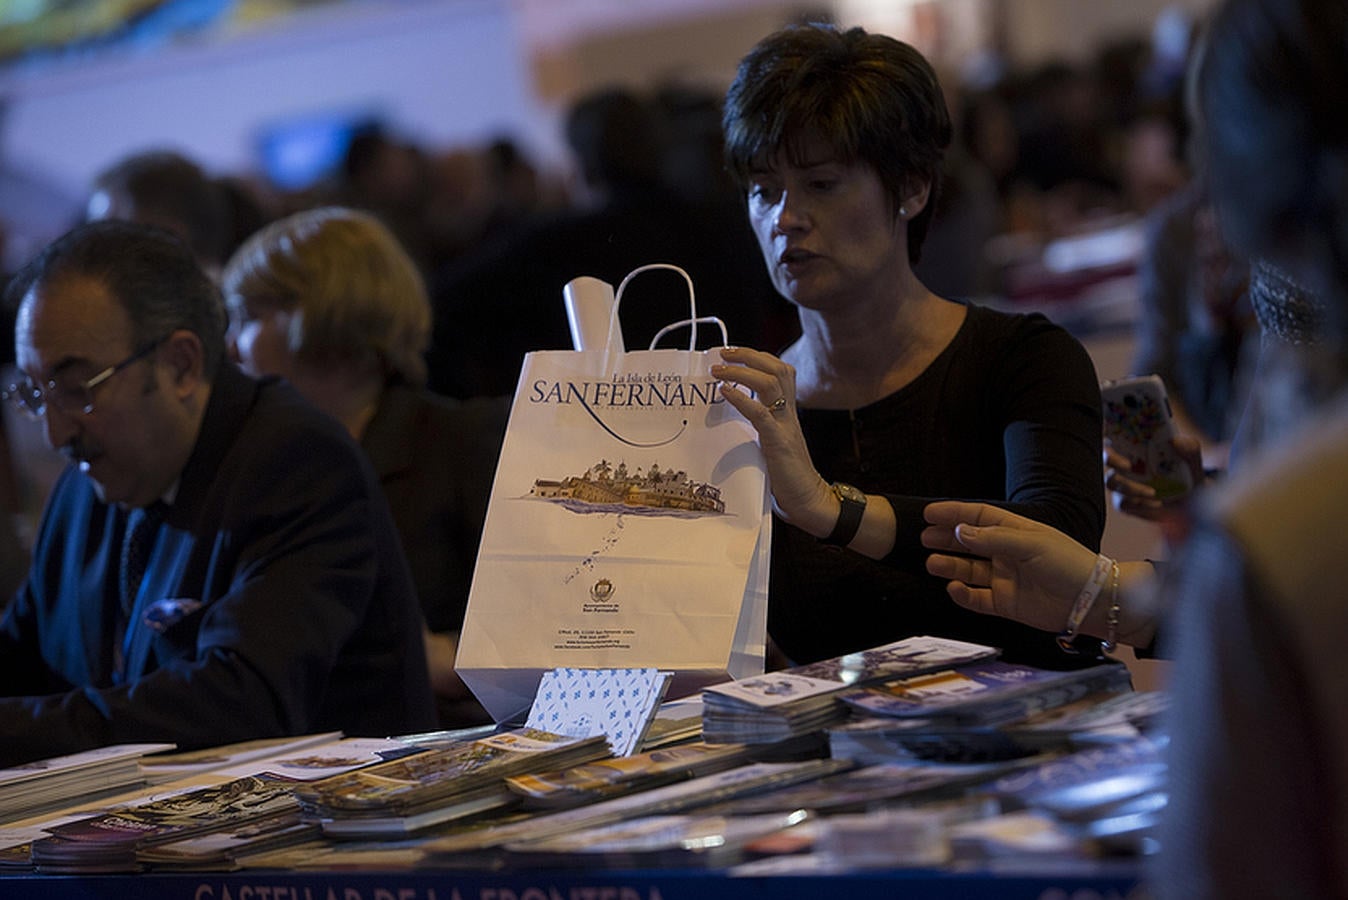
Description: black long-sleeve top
770,303,1107,669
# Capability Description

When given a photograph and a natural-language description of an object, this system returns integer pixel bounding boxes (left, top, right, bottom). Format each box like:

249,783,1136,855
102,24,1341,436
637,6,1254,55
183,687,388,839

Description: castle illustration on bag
529,459,725,515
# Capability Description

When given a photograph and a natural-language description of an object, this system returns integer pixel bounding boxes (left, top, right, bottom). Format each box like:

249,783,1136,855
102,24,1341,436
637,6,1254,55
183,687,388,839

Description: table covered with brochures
0,637,1162,900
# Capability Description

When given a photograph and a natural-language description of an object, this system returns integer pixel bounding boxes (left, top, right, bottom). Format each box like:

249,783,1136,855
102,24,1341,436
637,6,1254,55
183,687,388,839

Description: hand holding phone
1100,374,1194,501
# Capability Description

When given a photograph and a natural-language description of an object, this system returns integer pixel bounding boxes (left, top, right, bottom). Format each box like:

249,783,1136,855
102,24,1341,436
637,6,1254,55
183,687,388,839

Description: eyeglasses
2,338,166,420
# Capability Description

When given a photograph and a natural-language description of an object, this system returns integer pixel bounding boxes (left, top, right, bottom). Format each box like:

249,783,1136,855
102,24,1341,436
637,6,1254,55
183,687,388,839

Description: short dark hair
723,23,952,263
90,150,230,267
6,220,228,378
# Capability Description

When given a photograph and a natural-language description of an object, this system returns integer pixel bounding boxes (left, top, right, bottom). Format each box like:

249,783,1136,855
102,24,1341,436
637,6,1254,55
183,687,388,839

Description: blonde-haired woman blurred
224,207,507,728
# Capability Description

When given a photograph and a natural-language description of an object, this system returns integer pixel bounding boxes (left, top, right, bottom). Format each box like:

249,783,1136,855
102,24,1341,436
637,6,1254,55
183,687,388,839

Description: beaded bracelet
1101,560,1122,653
1057,554,1113,653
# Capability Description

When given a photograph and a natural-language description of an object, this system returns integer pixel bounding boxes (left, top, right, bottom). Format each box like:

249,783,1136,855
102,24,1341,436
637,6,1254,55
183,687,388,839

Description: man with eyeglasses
0,220,437,766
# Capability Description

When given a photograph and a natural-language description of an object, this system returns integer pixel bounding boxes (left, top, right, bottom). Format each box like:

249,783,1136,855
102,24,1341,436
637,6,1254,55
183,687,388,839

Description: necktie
120,504,164,618
115,503,165,680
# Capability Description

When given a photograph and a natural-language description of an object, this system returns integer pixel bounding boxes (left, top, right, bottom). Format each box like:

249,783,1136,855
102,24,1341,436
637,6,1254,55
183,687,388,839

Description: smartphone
1100,374,1194,500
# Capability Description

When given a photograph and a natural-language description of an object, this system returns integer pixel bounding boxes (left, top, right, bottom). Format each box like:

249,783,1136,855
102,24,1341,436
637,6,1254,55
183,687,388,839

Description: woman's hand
921,500,1101,634
712,347,834,536
1104,435,1204,521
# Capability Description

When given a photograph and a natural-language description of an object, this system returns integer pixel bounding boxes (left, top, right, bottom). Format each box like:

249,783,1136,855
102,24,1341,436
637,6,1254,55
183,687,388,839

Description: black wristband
822,482,866,547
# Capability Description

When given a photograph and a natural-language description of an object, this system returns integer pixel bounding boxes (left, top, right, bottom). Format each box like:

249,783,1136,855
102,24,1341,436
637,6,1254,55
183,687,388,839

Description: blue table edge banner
0,863,1145,900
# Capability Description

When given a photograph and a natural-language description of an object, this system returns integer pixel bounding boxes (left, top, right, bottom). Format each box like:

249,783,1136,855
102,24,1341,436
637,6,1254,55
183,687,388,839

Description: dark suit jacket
362,384,508,728
0,364,436,766
363,383,508,635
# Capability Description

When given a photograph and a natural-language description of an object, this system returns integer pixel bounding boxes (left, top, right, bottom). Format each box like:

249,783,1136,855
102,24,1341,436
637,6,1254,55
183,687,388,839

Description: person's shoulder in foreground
1159,395,1348,900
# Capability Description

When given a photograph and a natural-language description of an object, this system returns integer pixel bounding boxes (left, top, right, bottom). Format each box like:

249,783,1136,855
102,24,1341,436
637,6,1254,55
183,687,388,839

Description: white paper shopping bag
457,265,769,722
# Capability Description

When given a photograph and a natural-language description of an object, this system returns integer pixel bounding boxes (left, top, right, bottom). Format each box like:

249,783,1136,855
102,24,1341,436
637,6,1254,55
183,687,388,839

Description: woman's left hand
713,347,834,536
922,500,1099,634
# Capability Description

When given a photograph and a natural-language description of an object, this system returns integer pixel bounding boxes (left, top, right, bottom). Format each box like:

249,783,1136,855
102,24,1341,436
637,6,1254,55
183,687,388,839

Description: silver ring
769,397,788,413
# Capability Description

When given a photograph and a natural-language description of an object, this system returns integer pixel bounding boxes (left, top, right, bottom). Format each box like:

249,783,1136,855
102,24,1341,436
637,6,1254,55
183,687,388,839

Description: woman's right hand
921,500,1100,634
712,346,835,537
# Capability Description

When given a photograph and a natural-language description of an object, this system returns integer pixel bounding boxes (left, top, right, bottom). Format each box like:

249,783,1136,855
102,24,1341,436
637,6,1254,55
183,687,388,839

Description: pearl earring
899,206,908,217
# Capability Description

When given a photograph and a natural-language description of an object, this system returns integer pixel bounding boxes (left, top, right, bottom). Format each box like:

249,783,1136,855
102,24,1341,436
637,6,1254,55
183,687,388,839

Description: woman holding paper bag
711,23,1106,670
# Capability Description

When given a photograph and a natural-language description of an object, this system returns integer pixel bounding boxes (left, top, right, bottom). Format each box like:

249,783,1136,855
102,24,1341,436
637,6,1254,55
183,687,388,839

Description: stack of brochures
699,757,1037,817
979,733,1169,856
24,732,415,873
1000,690,1169,748
422,758,852,864
701,636,1001,743
135,812,320,871
498,810,810,870
0,743,174,826
128,735,424,870
292,728,611,839
504,740,754,810
30,774,302,874
829,660,1134,763
0,734,419,873
638,697,705,750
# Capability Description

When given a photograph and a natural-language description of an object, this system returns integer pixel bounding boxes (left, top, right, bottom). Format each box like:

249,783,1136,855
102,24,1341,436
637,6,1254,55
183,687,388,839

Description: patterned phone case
1100,374,1193,500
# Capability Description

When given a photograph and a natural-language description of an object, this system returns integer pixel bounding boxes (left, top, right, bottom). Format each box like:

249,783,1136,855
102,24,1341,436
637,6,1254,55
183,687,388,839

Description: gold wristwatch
822,482,866,547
